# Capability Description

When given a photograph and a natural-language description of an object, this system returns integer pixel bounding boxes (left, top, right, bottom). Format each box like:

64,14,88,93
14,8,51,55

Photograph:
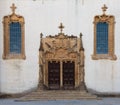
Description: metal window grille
96,22,108,54
9,22,21,54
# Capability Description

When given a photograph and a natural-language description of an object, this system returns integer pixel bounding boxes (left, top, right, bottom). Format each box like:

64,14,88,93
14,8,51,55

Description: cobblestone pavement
0,98,120,105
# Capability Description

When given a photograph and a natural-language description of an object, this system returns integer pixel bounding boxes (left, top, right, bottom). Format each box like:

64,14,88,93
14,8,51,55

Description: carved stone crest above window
92,4,117,60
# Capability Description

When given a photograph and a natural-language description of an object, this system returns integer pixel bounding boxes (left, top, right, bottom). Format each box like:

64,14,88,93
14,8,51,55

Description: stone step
24,95,96,98
26,92,94,96
18,90,97,101
19,96,97,101
22,96,97,100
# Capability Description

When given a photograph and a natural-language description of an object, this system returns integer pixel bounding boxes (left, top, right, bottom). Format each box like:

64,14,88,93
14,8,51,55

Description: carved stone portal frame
92,4,117,60
39,23,86,90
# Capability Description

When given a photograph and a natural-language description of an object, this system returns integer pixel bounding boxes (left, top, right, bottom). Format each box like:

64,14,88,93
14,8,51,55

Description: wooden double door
48,61,75,90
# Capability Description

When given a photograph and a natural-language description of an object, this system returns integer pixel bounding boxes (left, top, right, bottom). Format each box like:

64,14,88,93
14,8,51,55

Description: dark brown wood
48,61,60,89
63,61,75,89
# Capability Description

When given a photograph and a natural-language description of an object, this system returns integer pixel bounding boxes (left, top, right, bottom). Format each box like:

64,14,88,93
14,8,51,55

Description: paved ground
0,98,120,105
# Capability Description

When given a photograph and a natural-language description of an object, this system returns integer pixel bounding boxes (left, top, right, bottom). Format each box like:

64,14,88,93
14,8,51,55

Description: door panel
48,61,60,89
63,61,75,89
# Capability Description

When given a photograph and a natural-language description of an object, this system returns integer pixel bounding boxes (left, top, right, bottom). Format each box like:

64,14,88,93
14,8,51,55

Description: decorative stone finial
10,3,17,14
80,33,84,51
102,4,108,15
39,33,44,51
80,33,83,38
58,23,64,33
40,33,43,39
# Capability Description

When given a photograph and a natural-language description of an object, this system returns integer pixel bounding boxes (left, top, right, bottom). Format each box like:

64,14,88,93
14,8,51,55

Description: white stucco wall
0,0,120,94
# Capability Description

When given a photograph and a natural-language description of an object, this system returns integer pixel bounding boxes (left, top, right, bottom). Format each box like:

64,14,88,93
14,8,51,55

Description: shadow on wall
87,88,120,97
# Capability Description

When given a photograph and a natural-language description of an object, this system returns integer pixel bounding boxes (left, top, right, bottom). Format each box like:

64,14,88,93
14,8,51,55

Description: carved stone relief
39,23,86,90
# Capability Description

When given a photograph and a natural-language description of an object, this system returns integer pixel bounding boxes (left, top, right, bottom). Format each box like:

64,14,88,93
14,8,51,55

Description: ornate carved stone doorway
39,23,87,91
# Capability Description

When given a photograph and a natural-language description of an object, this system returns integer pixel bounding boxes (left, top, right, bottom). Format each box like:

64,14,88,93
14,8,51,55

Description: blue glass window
96,22,108,54
9,22,21,54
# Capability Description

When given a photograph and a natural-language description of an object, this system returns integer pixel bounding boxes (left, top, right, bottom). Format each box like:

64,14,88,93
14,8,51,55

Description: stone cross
10,3,17,14
58,23,64,33
102,4,108,15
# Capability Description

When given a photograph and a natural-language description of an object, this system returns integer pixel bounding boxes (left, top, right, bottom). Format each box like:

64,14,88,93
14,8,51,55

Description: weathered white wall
0,0,120,94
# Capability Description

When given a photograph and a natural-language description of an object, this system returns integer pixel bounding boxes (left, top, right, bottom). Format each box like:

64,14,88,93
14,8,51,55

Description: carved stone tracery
39,23,86,90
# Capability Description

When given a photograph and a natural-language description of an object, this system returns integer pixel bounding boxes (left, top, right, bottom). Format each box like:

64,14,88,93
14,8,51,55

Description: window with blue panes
96,22,108,54
9,22,21,54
